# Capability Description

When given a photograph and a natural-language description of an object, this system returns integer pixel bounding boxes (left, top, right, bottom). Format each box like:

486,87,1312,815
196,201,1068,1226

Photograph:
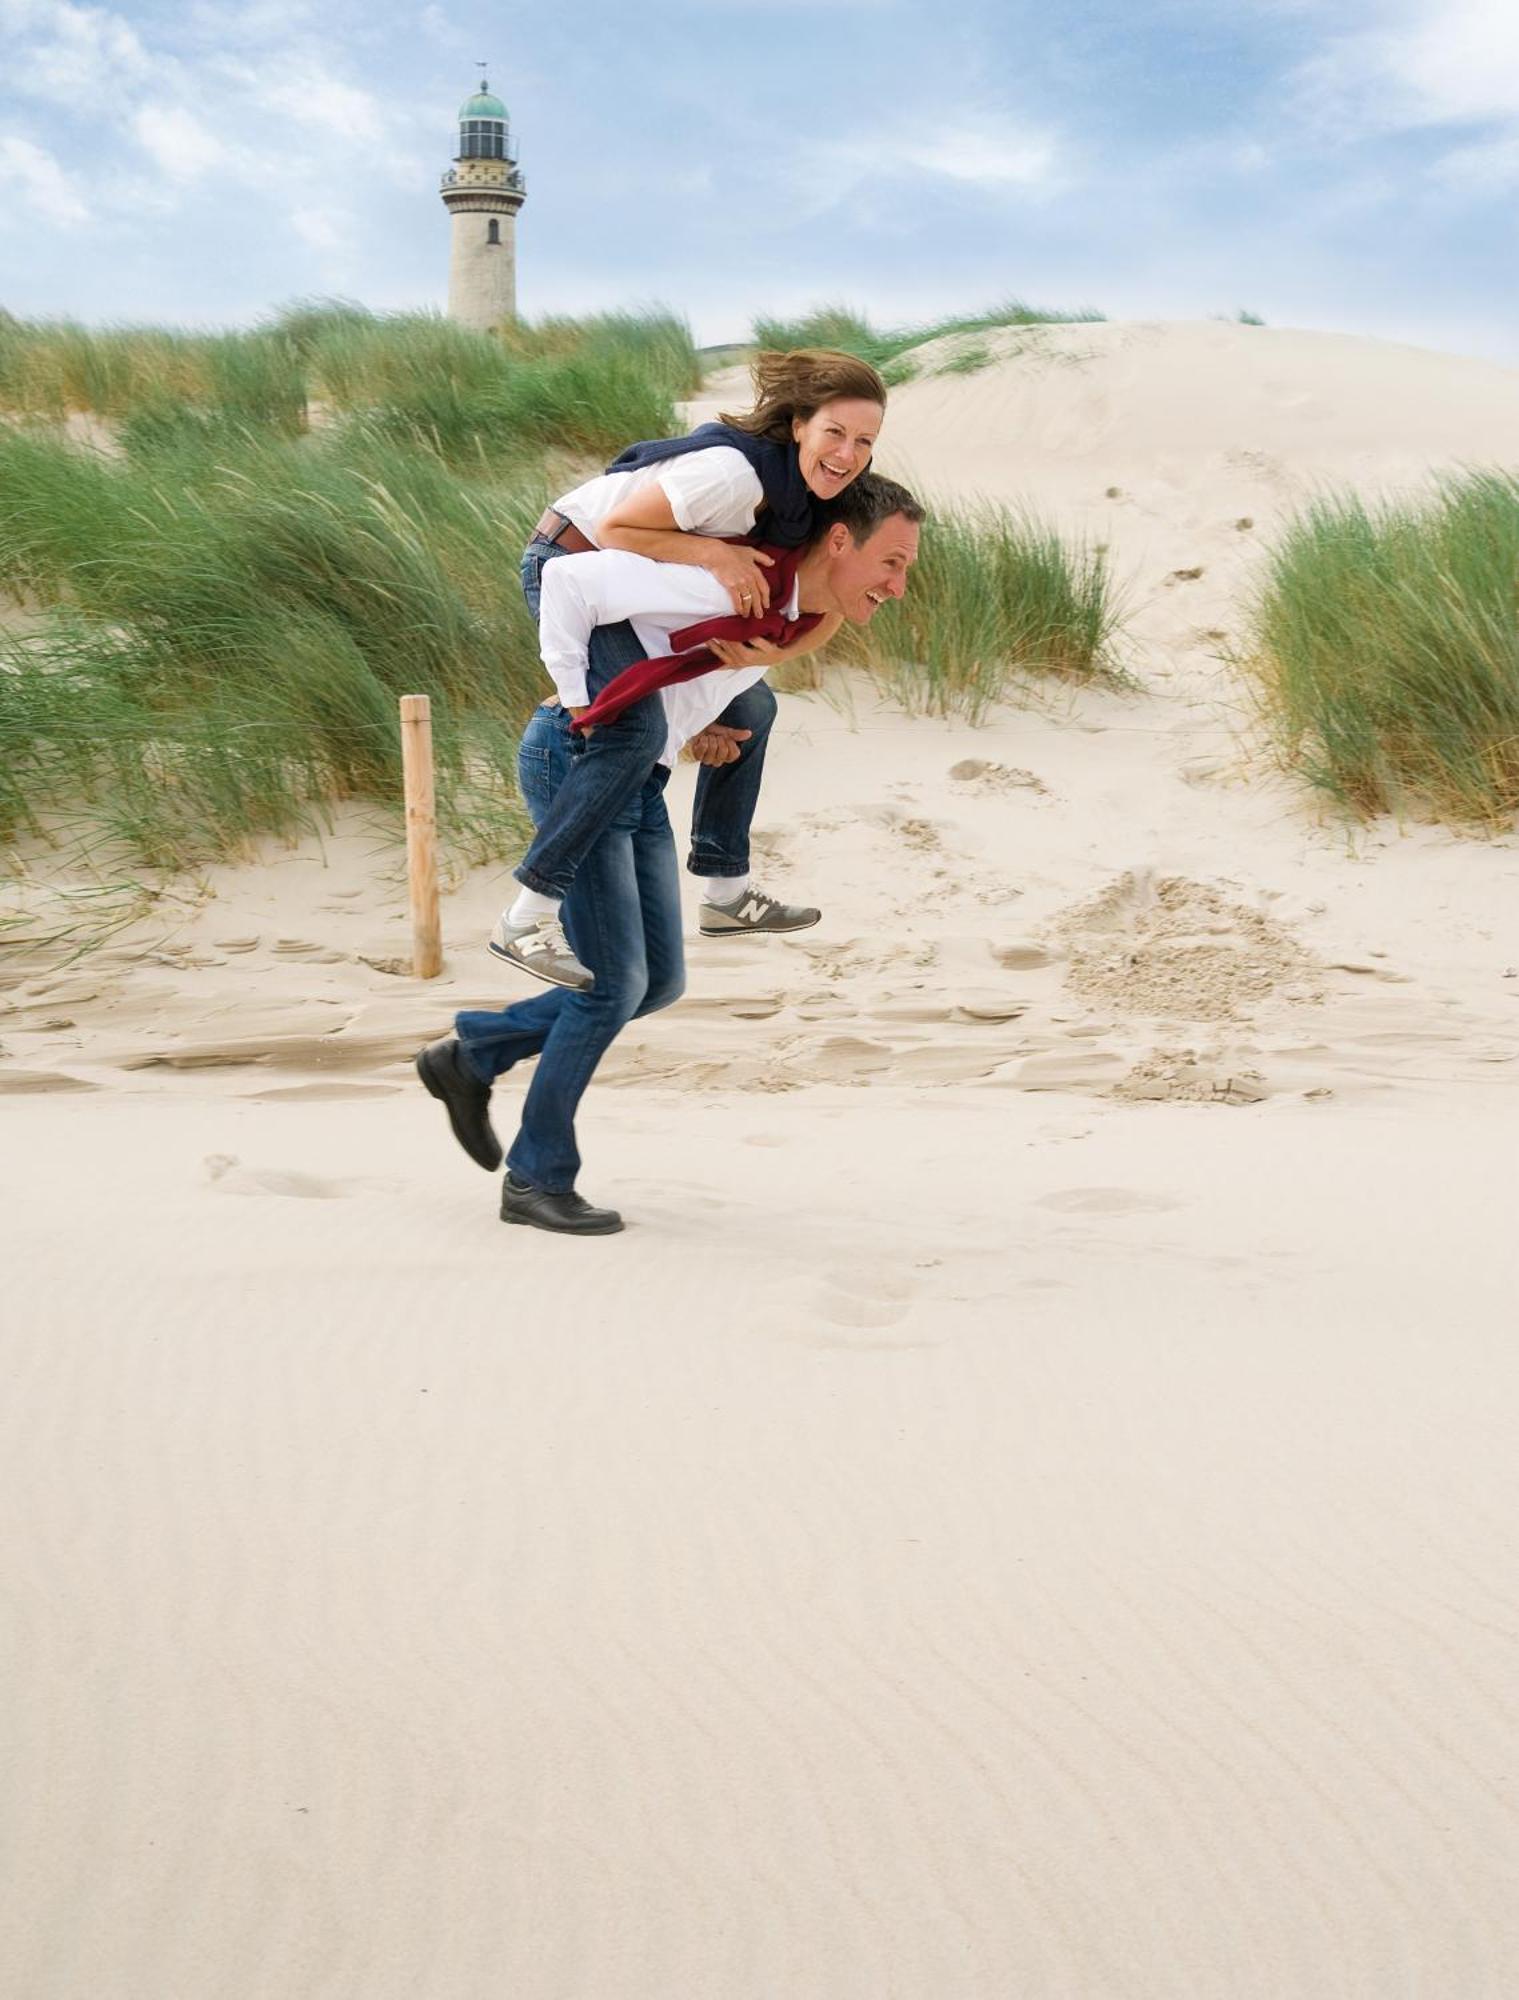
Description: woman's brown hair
720,348,887,444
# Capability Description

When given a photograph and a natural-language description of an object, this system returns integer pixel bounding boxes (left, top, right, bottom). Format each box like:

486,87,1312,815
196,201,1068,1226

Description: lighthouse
440,75,526,331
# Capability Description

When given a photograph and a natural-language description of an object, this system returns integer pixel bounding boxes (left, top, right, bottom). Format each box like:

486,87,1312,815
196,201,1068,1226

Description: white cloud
5,0,155,103
2,0,424,224
182,0,317,40
1296,0,1519,133
1432,131,1519,192
902,127,1058,186
252,67,386,142
797,112,1065,213
130,104,227,181
290,204,347,252
0,133,90,224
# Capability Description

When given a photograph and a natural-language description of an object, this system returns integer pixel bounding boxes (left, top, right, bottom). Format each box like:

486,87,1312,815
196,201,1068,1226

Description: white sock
698,873,749,907
508,886,560,927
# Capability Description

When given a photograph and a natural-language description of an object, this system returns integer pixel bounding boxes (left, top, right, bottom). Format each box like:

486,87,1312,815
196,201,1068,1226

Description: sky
2,0,1518,363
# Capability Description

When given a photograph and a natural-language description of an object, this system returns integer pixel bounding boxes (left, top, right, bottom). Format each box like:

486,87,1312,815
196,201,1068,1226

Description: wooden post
399,695,443,978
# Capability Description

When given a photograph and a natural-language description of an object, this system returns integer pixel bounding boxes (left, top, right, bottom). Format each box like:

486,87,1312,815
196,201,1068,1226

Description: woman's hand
708,612,844,671
597,487,772,612
706,636,787,667
700,542,775,616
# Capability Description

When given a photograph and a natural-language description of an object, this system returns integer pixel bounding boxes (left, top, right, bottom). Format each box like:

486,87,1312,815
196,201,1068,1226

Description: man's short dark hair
820,471,926,545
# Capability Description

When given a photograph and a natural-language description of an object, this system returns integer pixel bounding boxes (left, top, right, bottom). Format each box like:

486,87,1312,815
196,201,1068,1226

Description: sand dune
5,323,1519,1997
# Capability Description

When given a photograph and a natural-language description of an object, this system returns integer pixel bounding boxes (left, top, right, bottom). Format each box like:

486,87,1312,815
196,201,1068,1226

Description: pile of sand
1056,869,1322,1022
1113,1047,1270,1105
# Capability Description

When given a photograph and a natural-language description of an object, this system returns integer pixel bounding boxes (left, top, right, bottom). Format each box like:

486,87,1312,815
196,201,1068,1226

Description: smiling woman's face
792,397,883,500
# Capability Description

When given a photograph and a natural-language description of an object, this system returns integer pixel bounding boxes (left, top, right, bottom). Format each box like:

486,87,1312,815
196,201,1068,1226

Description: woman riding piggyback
490,347,888,988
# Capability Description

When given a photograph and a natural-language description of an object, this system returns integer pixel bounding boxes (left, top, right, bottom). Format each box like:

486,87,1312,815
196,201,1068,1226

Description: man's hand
684,724,752,767
706,637,787,667
700,543,775,616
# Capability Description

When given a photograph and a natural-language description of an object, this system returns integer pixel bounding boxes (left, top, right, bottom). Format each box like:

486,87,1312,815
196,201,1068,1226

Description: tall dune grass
1242,471,1519,827
1,303,699,464
0,424,549,866
752,300,1106,383
0,314,309,434
833,507,1121,721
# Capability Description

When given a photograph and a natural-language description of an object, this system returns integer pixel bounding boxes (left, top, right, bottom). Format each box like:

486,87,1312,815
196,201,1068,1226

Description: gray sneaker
698,886,821,937
488,911,594,991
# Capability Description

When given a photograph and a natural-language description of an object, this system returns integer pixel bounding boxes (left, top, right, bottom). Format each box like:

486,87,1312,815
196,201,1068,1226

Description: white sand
4,323,1519,1996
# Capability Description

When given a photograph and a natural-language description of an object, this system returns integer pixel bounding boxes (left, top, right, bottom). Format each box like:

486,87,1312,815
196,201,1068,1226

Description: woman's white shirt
553,446,763,545
538,548,798,767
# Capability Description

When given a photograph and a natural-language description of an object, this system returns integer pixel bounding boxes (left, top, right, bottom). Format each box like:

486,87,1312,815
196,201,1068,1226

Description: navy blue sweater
604,423,813,548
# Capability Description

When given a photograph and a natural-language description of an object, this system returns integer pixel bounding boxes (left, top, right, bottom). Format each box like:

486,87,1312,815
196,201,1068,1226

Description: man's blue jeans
454,703,685,1192
513,537,777,897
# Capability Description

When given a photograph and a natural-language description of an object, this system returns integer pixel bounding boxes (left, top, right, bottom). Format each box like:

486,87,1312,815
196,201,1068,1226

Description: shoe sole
416,1048,502,1172
501,1205,625,1236
486,938,595,991
698,913,822,937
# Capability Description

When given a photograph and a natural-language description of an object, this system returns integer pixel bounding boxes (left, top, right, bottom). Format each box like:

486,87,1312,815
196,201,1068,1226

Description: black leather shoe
416,1037,501,1171
500,1174,624,1235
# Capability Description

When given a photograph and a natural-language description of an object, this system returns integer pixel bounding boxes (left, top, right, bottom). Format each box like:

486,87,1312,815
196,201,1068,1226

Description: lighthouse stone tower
441,80,526,332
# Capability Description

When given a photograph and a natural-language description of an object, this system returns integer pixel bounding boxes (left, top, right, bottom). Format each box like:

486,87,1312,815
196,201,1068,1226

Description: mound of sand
1056,869,1324,1022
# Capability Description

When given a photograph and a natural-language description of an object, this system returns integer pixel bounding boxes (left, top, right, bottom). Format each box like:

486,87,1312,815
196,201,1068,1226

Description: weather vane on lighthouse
440,65,527,331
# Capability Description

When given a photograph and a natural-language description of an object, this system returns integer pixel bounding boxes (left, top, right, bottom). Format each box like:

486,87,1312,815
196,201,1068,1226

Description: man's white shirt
538,548,800,768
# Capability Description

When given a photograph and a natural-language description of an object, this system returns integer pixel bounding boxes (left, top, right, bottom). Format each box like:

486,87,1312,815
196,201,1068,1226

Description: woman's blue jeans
453,703,685,1193
513,538,777,897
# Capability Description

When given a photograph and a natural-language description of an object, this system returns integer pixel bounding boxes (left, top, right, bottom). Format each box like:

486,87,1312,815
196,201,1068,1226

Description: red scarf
570,543,818,733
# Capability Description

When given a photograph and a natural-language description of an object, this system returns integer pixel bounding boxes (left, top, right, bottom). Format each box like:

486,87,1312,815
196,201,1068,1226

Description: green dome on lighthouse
459,88,508,120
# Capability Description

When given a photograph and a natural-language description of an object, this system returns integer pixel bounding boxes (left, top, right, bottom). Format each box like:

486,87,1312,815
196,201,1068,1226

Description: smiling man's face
822,512,921,623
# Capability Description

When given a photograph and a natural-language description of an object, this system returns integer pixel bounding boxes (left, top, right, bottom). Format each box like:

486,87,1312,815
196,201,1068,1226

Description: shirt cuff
542,657,590,708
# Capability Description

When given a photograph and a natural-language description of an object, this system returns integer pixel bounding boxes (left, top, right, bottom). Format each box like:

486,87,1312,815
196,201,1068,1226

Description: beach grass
0,312,308,432
295,308,693,463
0,422,550,868
832,506,1121,722
751,300,1106,384
1241,471,1519,827
1,303,699,465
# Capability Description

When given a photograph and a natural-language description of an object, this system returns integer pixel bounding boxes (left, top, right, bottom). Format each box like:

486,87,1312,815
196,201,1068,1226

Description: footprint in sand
992,943,1055,971
950,759,1049,796
245,1082,402,1102
202,1153,393,1198
856,803,942,852
1033,1187,1183,1215
801,1267,939,1348
271,939,345,964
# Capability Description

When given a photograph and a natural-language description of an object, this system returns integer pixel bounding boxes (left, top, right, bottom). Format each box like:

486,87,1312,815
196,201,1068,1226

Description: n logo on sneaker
736,898,769,925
